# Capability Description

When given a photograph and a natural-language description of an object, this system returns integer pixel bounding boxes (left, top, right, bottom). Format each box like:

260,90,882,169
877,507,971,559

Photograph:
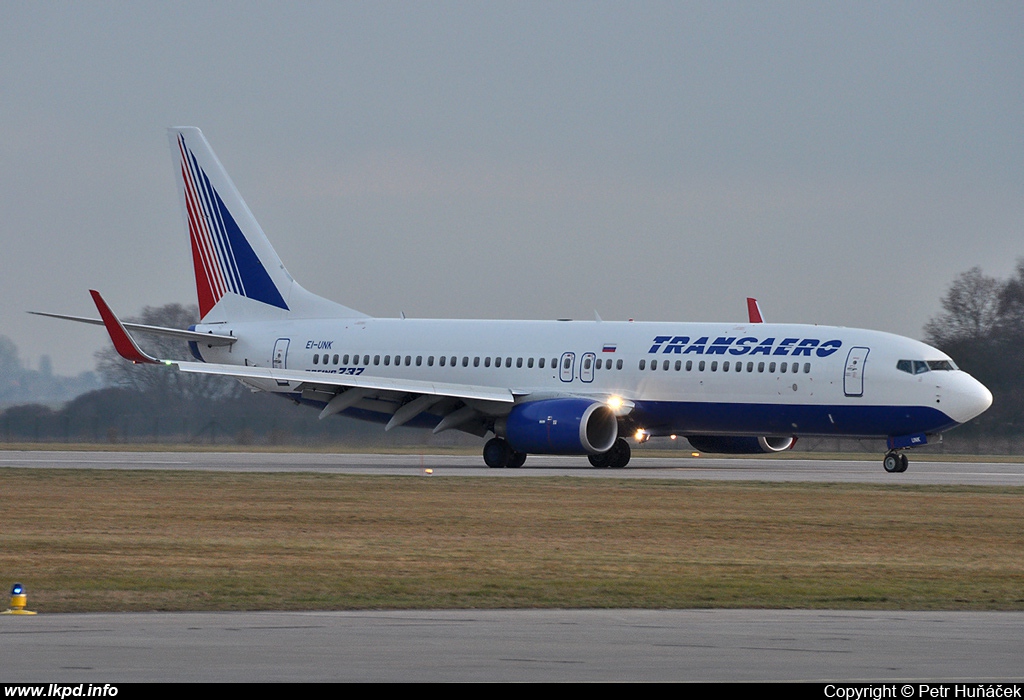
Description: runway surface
3,449,1022,682
4,609,1024,682
2,449,1023,486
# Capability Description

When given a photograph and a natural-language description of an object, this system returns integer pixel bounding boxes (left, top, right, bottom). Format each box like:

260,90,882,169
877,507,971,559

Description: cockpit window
897,359,958,374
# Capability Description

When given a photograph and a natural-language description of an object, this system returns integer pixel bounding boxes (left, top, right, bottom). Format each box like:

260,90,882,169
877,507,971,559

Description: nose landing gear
883,450,909,473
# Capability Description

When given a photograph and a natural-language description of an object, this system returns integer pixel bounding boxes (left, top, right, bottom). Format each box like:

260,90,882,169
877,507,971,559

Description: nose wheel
883,450,909,473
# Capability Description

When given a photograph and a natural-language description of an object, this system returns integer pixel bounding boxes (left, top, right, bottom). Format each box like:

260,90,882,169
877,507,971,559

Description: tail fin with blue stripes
170,127,365,322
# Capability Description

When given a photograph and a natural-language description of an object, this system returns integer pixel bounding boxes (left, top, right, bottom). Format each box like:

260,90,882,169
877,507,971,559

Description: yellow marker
2,583,37,615
423,468,433,476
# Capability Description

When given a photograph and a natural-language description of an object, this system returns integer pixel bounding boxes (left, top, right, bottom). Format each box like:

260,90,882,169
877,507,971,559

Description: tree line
922,259,1024,442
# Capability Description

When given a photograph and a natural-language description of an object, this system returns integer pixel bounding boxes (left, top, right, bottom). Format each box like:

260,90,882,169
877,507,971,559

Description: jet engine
499,398,618,455
685,435,797,454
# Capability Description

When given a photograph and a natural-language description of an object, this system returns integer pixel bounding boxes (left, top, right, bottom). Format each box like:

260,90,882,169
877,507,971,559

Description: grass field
2,468,1022,612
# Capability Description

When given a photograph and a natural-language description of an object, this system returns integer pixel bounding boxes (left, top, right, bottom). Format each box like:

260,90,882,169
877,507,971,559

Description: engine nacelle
686,435,797,454
499,398,618,455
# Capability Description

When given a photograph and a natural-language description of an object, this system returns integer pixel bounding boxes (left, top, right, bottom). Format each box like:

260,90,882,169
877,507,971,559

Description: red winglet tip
746,297,764,324
89,290,159,364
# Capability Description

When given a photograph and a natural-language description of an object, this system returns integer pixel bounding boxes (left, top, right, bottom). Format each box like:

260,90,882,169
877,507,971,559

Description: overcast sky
2,1,1022,374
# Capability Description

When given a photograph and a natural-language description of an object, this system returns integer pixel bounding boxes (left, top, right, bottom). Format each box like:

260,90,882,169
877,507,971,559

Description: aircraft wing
173,360,516,404
83,290,515,418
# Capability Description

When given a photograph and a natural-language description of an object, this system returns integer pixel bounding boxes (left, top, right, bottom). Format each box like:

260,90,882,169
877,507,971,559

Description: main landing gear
588,437,631,469
481,437,632,469
483,437,527,468
883,450,909,473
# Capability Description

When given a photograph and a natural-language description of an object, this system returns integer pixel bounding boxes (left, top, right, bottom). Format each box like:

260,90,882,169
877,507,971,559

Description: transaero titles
648,336,842,357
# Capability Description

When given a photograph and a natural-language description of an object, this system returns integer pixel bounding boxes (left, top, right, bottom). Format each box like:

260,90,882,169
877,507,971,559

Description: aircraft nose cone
947,374,993,424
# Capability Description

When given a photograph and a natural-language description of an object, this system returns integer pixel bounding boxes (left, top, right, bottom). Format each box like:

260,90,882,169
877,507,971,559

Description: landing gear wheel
483,438,511,468
508,451,527,468
588,452,611,468
898,453,909,473
883,451,903,473
608,437,631,469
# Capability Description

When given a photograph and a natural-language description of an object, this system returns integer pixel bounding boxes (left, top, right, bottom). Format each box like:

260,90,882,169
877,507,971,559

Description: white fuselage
190,317,992,440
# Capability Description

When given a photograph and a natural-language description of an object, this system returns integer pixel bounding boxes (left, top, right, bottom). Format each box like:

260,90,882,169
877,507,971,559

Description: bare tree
923,266,1002,346
996,258,1024,341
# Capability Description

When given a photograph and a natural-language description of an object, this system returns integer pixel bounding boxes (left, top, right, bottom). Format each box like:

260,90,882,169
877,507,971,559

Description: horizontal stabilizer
28,311,237,346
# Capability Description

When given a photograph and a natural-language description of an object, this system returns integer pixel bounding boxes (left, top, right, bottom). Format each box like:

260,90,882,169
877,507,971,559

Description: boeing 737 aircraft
36,127,992,472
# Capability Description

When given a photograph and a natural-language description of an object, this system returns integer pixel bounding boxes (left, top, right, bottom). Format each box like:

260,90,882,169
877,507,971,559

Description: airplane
35,127,993,473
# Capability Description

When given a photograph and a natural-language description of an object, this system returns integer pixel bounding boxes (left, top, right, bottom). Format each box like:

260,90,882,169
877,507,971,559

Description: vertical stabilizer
169,127,366,322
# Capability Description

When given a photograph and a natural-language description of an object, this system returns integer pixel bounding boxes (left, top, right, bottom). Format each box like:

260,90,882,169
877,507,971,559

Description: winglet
89,290,161,364
746,298,765,324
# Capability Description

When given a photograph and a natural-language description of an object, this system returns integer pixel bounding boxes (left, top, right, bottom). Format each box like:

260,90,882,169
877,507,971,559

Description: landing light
634,429,650,444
